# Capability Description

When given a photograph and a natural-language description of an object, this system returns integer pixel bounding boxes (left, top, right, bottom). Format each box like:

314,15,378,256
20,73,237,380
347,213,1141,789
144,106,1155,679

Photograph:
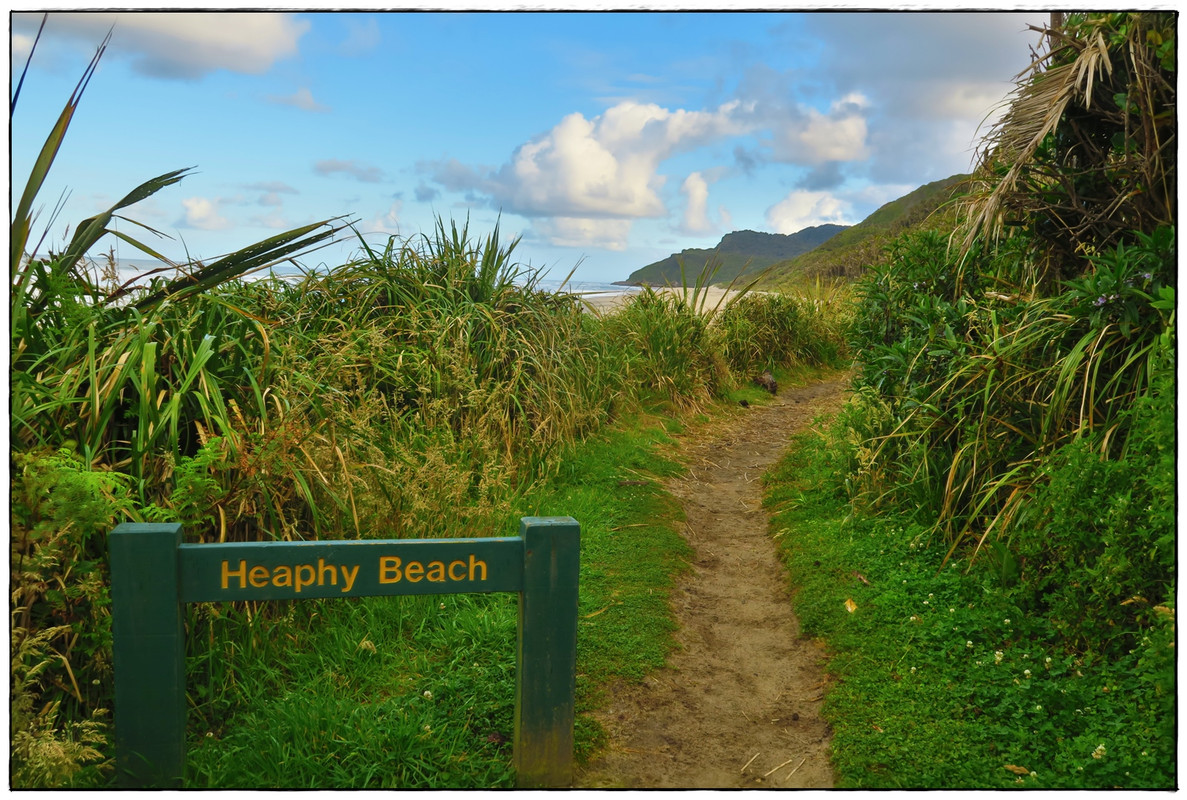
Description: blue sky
11,9,1050,283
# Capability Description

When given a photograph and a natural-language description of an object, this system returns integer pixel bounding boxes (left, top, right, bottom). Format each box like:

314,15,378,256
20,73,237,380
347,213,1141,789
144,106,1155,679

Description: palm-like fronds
960,13,1176,284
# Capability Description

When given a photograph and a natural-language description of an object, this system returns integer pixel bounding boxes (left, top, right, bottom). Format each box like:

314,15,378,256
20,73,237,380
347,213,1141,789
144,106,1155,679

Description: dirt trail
576,375,848,789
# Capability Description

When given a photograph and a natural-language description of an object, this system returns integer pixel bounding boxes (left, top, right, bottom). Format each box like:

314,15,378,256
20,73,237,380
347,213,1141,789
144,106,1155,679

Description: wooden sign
109,517,579,789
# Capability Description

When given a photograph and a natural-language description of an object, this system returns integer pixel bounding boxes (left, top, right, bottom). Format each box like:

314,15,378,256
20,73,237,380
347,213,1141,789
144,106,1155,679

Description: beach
579,286,750,314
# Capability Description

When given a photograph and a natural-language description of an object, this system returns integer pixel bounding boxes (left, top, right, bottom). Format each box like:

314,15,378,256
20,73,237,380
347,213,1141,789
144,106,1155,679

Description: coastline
578,286,749,314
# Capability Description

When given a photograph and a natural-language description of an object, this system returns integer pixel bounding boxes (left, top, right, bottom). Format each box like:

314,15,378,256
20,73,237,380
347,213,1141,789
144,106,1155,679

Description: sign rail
109,517,579,788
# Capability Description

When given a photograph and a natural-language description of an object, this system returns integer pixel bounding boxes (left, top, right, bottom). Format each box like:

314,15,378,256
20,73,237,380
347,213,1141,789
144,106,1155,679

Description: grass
763,422,1176,789
182,404,694,787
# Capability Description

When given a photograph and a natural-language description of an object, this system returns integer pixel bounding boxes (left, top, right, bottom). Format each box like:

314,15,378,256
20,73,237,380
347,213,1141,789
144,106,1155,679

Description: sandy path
575,375,847,789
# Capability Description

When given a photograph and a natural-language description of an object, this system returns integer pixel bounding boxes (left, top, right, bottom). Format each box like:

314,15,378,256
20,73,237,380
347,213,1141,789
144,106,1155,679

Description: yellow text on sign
221,559,360,593
379,555,487,584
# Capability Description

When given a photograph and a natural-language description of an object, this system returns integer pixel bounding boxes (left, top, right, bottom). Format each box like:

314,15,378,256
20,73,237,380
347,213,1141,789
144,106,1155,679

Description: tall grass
11,24,853,787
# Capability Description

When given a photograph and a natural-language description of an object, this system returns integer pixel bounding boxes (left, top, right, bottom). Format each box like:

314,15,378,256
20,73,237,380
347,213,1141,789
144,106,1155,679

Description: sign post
109,517,579,788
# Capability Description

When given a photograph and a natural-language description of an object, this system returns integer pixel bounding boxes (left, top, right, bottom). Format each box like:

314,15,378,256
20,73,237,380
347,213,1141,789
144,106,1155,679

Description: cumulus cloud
421,99,756,248
765,191,853,235
532,217,633,251
267,87,330,113
768,93,870,165
680,172,720,235
314,159,385,183
12,11,308,80
780,12,1047,182
179,197,231,230
421,100,753,225
362,201,403,237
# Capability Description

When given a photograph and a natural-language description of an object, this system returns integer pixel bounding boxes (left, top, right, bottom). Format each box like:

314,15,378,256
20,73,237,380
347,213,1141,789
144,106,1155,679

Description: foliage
184,408,694,787
763,174,970,287
10,449,131,785
11,626,110,788
717,290,847,373
963,12,1176,285
765,428,1175,789
802,14,1176,786
846,225,1173,551
1006,352,1175,654
604,288,729,407
627,225,847,287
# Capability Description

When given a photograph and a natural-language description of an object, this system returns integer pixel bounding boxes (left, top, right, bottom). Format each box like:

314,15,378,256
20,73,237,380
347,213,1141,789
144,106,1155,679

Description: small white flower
1092,743,1106,760
423,690,433,700
994,651,1004,664
910,666,916,674
1034,705,1042,711
950,608,956,613
1004,618,1011,625
966,641,973,648
1024,669,1032,678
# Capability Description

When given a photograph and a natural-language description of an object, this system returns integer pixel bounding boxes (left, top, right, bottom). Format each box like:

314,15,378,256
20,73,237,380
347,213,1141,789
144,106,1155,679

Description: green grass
182,406,693,787
763,424,1175,789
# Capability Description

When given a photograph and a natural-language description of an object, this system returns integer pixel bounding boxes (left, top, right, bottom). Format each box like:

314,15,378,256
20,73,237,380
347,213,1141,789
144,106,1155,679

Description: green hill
623,225,848,287
761,174,971,288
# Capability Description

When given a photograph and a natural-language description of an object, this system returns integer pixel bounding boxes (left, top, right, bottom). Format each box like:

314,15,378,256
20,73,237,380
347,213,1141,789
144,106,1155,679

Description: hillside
623,225,847,287
761,174,970,288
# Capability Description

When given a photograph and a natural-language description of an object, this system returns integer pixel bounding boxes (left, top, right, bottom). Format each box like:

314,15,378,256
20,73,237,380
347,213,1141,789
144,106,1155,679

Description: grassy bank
760,14,1175,788
182,408,695,787
11,57,851,785
765,417,1175,789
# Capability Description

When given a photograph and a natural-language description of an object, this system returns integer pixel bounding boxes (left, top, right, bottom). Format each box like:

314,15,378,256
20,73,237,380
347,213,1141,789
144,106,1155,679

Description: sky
10,8,1052,284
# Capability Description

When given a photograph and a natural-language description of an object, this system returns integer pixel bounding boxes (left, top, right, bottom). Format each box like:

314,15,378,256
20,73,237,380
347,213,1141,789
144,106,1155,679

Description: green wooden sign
109,517,579,789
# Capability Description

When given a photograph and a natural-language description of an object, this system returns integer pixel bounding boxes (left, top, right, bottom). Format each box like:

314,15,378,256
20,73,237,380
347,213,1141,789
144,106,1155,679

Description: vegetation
11,10,1173,791
9,26,848,787
765,11,1174,789
624,225,847,287
761,174,969,287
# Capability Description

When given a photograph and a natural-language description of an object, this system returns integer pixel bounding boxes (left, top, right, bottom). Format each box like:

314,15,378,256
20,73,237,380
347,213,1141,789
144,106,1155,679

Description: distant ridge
623,224,849,287
761,174,971,287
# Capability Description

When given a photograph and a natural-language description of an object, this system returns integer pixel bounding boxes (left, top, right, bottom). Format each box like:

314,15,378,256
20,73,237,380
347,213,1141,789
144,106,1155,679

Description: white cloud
765,191,853,235
533,217,633,251
267,87,330,113
485,100,753,220
680,172,713,235
362,201,403,237
179,197,231,230
12,32,35,65
13,12,309,80
769,93,870,166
